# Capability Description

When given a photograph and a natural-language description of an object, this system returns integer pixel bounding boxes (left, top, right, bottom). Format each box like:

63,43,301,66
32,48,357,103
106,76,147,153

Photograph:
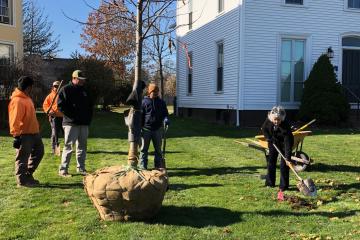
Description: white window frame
0,0,14,26
188,0,193,30
187,51,193,95
0,41,15,65
339,33,360,85
278,34,311,108
215,41,224,93
218,0,224,13
345,0,360,12
281,0,308,8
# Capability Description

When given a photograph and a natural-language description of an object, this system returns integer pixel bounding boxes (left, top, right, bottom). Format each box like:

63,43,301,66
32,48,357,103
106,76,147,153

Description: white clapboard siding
243,0,360,110
176,0,241,109
177,0,360,110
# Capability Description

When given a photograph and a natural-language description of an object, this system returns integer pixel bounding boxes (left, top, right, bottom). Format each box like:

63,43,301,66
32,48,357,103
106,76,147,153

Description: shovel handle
293,119,316,133
273,144,303,182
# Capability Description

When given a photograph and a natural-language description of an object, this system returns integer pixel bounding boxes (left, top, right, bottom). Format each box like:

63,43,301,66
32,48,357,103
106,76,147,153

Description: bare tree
23,0,60,57
145,18,176,98
65,0,192,167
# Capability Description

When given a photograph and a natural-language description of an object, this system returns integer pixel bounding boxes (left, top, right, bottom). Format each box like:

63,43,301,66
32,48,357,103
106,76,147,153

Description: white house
176,0,360,126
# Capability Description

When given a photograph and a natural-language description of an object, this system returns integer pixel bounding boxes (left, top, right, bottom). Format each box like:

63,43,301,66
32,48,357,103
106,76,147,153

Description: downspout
237,0,246,127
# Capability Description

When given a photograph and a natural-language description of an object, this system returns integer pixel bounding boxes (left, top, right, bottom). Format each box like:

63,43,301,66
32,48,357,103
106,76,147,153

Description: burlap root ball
84,165,168,221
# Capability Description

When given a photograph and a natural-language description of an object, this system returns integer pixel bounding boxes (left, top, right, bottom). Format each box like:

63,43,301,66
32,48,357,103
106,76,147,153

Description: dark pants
265,143,289,191
15,134,44,184
140,128,163,169
50,116,63,150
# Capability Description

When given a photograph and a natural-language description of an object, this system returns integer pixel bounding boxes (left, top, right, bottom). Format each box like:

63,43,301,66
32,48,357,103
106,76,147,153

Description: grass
0,109,359,240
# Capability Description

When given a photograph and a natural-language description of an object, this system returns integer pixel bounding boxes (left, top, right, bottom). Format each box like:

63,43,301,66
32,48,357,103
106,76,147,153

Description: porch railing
341,85,360,120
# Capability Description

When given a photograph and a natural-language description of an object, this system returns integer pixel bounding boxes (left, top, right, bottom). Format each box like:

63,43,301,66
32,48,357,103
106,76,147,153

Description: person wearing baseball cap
57,70,93,177
43,80,64,156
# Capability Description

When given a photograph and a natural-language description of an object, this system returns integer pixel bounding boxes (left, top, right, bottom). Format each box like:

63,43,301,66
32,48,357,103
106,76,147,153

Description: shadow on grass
310,163,360,173
37,183,83,189
169,183,223,191
87,150,128,155
255,209,359,219
168,166,263,177
151,206,241,227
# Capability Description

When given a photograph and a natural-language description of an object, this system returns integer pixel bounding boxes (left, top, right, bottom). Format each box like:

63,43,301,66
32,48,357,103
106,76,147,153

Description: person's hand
48,111,56,117
13,136,21,149
164,117,170,126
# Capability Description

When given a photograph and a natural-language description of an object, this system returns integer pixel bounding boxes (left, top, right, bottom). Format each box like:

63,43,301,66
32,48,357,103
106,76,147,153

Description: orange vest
8,88,40,136
42,89,63,117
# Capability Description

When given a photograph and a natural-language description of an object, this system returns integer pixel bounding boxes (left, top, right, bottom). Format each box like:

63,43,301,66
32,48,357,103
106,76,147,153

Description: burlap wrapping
84,165,168,221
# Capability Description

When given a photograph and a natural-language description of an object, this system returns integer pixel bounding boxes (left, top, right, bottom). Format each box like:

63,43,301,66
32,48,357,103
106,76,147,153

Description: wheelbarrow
235,119,315,172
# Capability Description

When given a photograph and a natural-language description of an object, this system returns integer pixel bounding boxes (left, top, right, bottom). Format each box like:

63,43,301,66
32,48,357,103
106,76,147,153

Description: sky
36,0,101,58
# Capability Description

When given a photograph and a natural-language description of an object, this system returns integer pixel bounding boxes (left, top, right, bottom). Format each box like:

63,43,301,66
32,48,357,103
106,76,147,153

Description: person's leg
75,125,89,171
139,129,151,169
14,135,32,185
27,134,44,183
27,134,44,174
279,157,290,191
151,129,163,168
265,144,278,187
50,117,56,153
54,117,63,146
59,125,78,174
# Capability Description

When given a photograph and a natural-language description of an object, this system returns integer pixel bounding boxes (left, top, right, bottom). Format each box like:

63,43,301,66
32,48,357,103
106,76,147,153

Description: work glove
13,136,21,149
164,117,170,126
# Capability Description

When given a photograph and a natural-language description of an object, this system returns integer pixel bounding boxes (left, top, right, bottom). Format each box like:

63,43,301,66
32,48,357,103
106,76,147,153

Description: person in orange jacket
43,81,63,156
8,76,44,187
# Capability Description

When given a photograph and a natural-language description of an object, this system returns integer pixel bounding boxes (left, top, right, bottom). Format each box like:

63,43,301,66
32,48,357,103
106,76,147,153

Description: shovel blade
297,178,317,197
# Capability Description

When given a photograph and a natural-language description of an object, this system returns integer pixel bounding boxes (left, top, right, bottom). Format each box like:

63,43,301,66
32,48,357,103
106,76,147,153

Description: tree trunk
127,0,144,167
159,55,164,99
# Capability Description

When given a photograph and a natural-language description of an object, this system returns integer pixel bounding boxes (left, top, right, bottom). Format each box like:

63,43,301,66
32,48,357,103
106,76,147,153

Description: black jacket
57,82,93,126
261,118,294,159
142,96,169,131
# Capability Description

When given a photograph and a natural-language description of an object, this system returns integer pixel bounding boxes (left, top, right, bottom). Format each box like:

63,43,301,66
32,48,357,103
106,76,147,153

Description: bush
298,54,350,125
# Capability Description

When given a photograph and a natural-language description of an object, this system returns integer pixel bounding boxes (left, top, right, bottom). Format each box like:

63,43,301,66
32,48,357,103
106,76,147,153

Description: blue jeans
140,128,163,169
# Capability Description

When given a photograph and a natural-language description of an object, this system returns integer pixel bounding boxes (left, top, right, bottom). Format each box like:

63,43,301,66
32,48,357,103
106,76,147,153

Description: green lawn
0,110,359,240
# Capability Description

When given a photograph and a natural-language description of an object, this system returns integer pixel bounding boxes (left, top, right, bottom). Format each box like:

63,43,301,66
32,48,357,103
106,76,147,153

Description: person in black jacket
261,106,294,191
57,70,93,177
140,83,169,169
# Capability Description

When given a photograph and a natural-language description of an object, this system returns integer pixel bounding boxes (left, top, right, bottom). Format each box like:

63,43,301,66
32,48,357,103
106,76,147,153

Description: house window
0,0,12,25
348,0,360,8
218,0,224,13
188,0,192,30
285,0,303,5
187,52,192,94
0,43,14,65
216,42,224,92
280,39,305,103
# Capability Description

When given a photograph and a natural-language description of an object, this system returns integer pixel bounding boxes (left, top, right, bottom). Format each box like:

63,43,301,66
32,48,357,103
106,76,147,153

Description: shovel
273,144,317,197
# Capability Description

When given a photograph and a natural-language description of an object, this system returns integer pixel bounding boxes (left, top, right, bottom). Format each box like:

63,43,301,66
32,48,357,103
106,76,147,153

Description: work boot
58,170,72,178
76,168,87,176
26,174,40,185
17,182,38,188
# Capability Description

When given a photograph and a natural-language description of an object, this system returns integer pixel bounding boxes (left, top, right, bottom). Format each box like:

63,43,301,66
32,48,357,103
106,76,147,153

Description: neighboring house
176,0,360,126
0,0,22,66
40,58,74,88
0,0,22,128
